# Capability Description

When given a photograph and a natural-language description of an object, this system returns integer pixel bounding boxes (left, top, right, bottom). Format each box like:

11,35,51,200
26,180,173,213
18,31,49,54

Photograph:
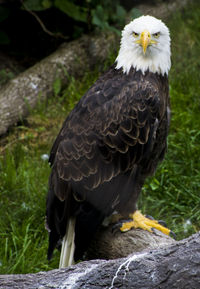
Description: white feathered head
116,15,171,75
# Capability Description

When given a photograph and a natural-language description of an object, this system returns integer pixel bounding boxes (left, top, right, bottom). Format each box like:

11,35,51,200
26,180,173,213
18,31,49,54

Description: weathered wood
0,231,199,289
0,33,118,136
85,224,176,260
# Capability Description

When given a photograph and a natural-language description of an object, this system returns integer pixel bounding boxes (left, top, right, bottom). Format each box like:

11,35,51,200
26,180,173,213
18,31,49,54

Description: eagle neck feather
115,43,171,76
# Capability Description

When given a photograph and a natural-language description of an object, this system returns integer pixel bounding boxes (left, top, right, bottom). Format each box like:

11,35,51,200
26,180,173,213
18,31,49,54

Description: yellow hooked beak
135,30,157,54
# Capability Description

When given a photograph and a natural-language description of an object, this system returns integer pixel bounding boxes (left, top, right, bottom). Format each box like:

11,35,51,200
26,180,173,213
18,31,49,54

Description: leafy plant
22,0,52,11
21,0,141,36
54,0,88,23
0,69,15,86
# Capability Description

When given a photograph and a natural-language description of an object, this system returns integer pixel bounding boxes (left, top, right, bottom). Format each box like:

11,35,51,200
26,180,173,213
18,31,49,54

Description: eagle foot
120,210,174,237
111,218,133,235
145,214,167,228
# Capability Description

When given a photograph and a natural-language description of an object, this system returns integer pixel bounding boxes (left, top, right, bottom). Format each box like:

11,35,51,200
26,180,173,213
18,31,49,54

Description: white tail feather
59,218,76,268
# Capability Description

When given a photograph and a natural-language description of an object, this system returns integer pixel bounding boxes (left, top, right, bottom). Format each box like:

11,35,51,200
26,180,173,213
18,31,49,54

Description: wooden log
85,224,176,260
0,32,118,136
0,231,199,289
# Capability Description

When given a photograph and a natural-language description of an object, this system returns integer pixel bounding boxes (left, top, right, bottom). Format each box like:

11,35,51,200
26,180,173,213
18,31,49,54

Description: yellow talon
120,210,170,236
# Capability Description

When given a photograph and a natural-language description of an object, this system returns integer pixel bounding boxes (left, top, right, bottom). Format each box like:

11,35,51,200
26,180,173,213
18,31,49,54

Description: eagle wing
49,69,167,205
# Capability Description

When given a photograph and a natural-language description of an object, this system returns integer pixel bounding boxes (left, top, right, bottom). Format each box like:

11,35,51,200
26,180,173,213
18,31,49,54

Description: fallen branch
0,231,199,289
0,32,118,136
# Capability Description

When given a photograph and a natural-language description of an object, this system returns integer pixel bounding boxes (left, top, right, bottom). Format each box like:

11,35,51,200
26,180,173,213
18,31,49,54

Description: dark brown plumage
46,65,170,262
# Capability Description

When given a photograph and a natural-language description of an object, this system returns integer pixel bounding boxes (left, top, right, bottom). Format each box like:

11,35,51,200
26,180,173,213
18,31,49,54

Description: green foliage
129,7,142,19
0,1,200,275
53,77,62,96
0,70,101,274
140,2,200,239
0,69,15,86
91,3,126,33
0,147,52,273
22,0,52,11
21,0,140,34
0,0,142,46
54,0,87,23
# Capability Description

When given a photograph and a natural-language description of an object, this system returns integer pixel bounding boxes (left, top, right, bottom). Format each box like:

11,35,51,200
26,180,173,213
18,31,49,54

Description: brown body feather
46,65,170,261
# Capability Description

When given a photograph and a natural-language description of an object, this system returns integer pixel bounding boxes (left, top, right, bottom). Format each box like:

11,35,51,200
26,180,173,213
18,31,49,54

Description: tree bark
85,223,176,260
0,0,191,136
0,231,199,289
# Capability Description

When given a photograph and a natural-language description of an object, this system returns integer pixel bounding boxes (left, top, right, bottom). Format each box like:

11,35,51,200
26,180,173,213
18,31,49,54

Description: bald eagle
46,15,171,267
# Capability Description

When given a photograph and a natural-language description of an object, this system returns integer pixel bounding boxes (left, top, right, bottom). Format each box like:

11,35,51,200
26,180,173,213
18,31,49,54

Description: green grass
140,3,200,238
0,72,101,274
0,2,200,274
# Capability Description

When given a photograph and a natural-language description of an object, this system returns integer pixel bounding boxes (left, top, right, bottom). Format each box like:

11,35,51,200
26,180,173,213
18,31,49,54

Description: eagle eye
132,31,139,38
153,32,160,38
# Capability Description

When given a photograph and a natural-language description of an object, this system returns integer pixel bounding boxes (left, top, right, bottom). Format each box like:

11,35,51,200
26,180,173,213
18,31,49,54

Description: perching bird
46,15,171,268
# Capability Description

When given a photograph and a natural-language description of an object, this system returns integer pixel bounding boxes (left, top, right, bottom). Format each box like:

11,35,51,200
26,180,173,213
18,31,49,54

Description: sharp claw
111,219,132,234
151,227,157,234
145,214,155,220
170,230,176,240
158,220,167,227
